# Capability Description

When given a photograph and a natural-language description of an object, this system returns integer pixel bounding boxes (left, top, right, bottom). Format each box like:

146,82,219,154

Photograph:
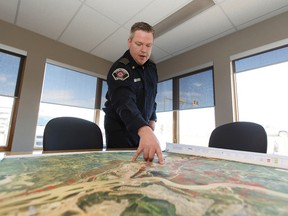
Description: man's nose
141,45,147,53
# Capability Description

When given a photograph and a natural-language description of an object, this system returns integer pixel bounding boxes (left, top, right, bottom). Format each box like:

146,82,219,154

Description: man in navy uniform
104,22,164,164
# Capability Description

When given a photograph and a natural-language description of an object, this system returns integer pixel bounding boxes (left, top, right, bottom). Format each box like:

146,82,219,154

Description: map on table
0,151,288,215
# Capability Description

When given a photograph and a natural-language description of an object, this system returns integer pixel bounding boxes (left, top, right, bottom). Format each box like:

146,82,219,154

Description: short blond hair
129,22,155,39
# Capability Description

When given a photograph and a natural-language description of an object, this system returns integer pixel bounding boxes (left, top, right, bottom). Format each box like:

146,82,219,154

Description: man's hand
132,126,164,164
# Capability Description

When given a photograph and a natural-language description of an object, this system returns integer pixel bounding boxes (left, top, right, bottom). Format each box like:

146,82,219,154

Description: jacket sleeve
149,64,158,122
149,102,157,122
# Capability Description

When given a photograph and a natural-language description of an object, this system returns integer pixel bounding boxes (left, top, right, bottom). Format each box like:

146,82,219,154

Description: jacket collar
123,50,150,69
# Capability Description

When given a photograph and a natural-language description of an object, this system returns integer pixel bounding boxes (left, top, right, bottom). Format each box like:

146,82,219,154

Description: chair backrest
43,117,103,151
208,121,267,153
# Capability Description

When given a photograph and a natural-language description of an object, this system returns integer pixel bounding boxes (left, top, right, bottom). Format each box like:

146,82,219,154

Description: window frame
232,44,288,121
232,44,288,154
34,62,101,149
156,66,215,144
0,49,25,151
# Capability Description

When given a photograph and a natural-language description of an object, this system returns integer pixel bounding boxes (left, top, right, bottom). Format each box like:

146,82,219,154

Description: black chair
208,121,267,153
43,117,103,151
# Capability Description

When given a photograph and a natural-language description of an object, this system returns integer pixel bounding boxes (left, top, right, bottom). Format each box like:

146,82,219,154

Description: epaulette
119,58,129,65
149,59,156,64
149,59,156,65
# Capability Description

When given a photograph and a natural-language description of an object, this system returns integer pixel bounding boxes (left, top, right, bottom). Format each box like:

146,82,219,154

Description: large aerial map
0,151,288,215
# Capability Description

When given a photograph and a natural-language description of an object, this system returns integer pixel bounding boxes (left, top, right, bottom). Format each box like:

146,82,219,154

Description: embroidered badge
112,68,129,81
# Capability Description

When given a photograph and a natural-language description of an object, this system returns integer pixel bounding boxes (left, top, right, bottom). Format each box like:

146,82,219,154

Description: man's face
128,30,153,66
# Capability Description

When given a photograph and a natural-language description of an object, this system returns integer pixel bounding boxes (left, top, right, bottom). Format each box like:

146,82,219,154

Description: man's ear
128,38,132,48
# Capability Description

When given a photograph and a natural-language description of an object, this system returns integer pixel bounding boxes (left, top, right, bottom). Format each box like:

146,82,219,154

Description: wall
0,20,112,152
1,11,288,151
157,11,288,127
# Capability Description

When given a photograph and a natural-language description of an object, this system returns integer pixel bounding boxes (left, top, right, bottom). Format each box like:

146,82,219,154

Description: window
100,80,108,110
156,79,173,112
178,68,215,146
234,46,288,155
155,80,173,147
0,49,24,149
155,68,215,147
35,63,98,148
99,80,108,146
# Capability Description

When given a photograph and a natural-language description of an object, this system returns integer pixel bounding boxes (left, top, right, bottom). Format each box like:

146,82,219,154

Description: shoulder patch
112,68,129,81
119,58,129,65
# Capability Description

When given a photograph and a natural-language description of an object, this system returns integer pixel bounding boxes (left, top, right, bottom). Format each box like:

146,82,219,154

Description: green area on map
0,152,287,215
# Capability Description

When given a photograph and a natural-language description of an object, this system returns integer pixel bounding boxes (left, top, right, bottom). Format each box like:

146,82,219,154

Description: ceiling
1,0,288,64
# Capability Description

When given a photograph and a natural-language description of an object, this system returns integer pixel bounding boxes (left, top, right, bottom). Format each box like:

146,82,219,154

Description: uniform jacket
104,50,158,134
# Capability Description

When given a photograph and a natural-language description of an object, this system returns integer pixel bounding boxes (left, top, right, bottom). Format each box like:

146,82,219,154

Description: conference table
0,144,288,216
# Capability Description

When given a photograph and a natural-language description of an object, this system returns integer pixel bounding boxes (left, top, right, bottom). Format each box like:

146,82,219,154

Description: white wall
0,20,112,152
1,11,288,151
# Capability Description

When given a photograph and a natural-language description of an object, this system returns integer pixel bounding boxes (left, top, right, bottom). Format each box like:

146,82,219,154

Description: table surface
1,151,288,216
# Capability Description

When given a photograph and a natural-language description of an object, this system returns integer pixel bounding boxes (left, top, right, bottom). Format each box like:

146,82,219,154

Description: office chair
208,121,267,153
43,117,103,151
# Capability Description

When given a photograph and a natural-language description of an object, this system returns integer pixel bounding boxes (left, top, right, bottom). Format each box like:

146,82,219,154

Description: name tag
134,78,141,82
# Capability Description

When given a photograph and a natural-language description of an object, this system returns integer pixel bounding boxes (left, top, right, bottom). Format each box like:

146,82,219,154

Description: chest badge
112,68,129,81
134,78,141,82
